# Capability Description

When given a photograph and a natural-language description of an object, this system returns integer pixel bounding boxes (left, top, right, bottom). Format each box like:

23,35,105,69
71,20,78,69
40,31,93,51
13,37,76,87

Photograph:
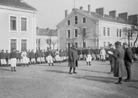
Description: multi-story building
0,0,37,51
36,27,58,50
57,5,138,49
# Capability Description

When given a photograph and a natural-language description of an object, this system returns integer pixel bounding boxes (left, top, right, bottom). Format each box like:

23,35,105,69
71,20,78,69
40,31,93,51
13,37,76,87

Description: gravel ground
0,61,138,98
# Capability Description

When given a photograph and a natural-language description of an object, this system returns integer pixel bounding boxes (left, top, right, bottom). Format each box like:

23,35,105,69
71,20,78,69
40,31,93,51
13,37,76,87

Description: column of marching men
0,49,68,71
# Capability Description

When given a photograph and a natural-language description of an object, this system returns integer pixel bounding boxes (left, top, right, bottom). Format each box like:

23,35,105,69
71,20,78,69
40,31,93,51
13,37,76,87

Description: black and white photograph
0,0,138,98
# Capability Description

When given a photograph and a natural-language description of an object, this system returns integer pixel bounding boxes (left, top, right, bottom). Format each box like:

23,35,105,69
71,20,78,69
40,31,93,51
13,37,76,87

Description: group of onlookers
78,46,138,63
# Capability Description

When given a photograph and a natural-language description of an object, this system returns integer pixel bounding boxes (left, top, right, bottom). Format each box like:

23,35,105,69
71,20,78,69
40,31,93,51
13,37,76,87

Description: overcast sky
25,0,138,29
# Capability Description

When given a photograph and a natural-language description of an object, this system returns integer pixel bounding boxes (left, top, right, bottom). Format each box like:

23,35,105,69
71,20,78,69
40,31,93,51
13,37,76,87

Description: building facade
57,5,138,49
0,0,37,52
36,27,58,50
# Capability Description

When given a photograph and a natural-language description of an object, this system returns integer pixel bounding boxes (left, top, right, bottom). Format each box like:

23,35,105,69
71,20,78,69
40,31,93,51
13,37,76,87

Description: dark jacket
124,47,133,65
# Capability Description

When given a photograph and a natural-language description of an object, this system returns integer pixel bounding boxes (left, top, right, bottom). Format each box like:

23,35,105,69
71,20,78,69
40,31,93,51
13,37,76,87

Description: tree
51,39,58,50
123,25,138,46
78,26,94,48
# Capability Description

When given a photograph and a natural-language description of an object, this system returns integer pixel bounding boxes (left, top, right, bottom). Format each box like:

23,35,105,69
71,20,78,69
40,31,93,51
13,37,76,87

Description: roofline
0,4,37,13
56,9,98,27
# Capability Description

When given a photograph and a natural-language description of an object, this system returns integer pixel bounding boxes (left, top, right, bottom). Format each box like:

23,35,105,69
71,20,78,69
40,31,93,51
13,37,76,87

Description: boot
116,78,122,84
69,67,72,74
89,62,91,65
73,68,77,74
11,67,13,72
14,67,16,72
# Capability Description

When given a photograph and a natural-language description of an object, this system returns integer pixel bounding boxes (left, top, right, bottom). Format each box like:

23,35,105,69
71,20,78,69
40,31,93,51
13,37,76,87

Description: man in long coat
123,42,133,82
68,45,78,74
110,41,126,84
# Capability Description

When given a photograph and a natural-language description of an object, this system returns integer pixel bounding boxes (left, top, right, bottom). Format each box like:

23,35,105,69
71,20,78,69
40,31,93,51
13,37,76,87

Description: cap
115,41,121,45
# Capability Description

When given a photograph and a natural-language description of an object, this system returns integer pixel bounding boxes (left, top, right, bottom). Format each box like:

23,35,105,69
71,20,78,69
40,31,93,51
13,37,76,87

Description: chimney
88,4,91,14
109,10,116,18
65,10,68,17
128,14,138,24
96,7,104,16
80,6,83,11
118,12,128,22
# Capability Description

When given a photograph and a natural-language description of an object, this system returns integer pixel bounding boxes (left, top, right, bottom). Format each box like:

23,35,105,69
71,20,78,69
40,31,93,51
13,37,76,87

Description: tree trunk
134,32,138,46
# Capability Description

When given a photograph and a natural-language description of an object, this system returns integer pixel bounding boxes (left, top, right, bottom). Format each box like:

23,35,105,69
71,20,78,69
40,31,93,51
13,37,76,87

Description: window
75,42,78,48
21,39,27,51
67,30,70,38
68,43,70,48
103,27,106,36
119,29,122,37
68,20,70,25
21,17,27,31
75,29,78,37
107,28,110,36
103,42,106,47
83,17,86,23
75,16,78,24
10,39,17,51
117,29,119,37
10,16,17,31
83,42,86,48
83,28,86,36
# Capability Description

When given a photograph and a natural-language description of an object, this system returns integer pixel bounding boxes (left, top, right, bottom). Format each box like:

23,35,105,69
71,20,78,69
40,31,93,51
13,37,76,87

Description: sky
25,0,138,29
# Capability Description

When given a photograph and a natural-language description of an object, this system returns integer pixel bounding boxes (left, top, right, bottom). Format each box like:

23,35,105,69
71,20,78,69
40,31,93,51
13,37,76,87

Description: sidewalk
0,61,138,98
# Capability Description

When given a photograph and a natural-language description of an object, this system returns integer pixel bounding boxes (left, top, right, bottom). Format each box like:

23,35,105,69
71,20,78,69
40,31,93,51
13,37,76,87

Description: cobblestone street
0,61,138,98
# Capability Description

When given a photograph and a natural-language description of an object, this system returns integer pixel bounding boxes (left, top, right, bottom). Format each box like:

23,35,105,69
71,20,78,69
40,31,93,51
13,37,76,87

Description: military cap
115,41,121,45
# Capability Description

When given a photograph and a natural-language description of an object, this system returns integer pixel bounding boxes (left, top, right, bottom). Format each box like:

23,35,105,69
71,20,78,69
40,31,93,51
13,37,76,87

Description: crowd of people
0,49,68,71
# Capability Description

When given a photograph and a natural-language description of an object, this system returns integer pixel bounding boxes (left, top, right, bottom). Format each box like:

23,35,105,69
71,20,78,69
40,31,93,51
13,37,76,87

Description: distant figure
86,53,92,65
47,53,54,66
10,49,17,72
21,50,28,66
100,47,106,62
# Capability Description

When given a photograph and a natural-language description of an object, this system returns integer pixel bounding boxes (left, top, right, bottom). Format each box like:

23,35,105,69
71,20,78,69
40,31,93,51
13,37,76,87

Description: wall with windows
57,11,97,49
99,21,130,48
0,6,36,52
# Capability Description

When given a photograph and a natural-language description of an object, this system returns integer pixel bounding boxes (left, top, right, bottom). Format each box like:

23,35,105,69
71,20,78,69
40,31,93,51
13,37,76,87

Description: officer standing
123,42,133,82
68,44,78,74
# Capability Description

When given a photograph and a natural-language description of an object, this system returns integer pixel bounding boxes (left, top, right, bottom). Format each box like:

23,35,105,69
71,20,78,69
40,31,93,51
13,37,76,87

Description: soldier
5,50,10,66
68,44,78,74
109,41,126,84
30,50,36,64
0,50,6,66
100,47,106,62
10,49,17,72
86,52,92,65
108,44,115,74
35,50,39,64
21,50,28,67
123,42,133,82
47,49,54,66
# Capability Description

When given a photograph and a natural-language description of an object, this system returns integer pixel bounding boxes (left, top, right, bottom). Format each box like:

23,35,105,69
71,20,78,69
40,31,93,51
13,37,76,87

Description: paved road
0,61,138,98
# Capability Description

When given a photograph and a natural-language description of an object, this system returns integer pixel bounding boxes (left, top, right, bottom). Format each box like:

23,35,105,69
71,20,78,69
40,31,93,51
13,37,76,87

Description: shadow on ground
45,70,69,74
0,68,11,72
72,75,116,84
128,85,138,90
79,69,108,74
